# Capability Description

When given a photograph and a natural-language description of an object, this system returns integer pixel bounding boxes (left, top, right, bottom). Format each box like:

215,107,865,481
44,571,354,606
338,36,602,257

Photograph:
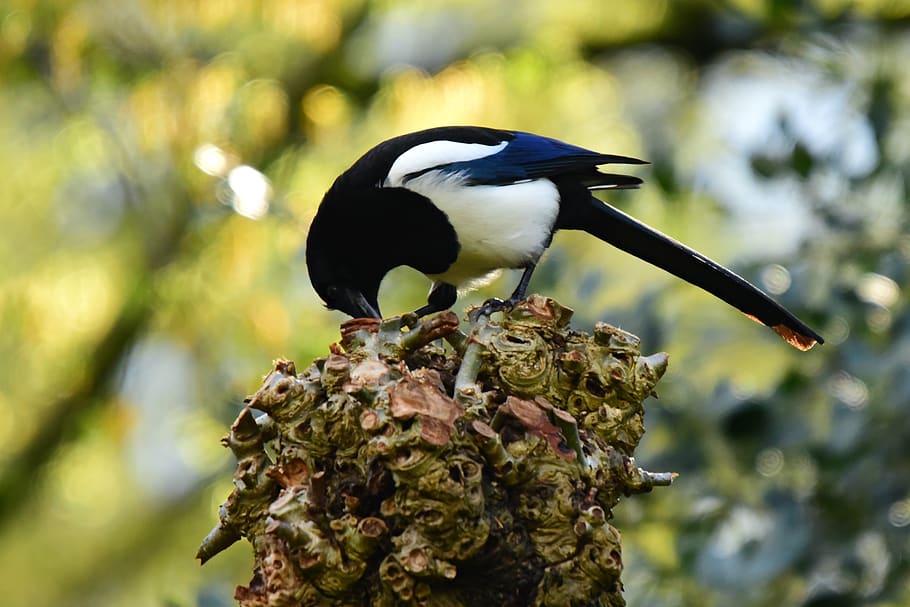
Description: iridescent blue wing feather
440,131,647,187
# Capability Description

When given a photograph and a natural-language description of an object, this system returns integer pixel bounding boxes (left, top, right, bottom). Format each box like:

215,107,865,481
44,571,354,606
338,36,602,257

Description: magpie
306,126,823,350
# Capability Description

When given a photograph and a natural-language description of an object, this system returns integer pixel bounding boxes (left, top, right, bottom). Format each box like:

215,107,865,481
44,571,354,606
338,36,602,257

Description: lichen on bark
198,295,674,606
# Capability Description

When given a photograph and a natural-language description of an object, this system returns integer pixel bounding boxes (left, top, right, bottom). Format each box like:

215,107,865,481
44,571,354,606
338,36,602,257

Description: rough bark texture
198,296,673,606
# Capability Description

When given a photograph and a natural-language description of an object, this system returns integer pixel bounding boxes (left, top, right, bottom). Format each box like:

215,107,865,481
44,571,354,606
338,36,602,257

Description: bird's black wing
429,130,647,186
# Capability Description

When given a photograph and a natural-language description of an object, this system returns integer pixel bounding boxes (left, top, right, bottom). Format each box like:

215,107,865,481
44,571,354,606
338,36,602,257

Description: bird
305,126,823,350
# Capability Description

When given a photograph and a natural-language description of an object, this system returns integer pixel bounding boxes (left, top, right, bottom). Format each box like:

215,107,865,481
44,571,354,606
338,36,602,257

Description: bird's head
306,256,382,319
305,205,383,319
317,283,381,319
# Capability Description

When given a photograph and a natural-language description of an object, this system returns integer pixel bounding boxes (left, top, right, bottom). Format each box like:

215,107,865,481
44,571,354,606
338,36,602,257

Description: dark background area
1,1,908,605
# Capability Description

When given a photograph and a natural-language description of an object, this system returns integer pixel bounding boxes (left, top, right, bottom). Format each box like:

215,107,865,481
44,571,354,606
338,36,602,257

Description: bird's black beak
332,287,382,319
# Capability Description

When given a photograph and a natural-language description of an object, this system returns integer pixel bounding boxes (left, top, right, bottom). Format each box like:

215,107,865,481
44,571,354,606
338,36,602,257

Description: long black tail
571,196,823,350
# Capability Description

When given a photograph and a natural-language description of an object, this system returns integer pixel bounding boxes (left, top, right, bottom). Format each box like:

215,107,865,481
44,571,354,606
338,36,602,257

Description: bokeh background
2,1,909,605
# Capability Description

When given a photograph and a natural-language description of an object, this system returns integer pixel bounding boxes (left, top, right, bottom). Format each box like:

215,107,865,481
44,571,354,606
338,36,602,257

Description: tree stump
198,296,674,607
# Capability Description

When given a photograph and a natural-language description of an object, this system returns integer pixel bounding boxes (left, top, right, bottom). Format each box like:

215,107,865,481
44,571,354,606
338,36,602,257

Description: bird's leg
509,261,537,302
470,262,537,321
410,282,458,318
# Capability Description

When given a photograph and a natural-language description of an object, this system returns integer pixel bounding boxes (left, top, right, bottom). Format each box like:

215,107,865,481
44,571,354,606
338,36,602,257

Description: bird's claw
468,297,516,323
398,312,421,329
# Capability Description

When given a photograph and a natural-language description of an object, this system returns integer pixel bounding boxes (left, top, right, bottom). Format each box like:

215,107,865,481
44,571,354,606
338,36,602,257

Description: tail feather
585,172,644,190
575,197,823,350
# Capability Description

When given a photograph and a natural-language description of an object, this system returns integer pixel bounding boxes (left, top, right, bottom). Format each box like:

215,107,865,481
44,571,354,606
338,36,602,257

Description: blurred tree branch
0,188,194,528
0,0,372,530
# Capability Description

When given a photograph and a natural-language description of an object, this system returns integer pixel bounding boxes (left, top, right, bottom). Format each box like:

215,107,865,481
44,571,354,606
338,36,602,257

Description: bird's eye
322,285,341,309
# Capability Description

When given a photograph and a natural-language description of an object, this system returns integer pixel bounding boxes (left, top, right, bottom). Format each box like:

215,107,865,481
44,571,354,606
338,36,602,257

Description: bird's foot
468,297,518,323
397,311,422,329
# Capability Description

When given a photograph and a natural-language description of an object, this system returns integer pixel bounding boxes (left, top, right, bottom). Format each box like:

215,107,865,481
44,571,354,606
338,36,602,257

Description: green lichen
199,295,673,606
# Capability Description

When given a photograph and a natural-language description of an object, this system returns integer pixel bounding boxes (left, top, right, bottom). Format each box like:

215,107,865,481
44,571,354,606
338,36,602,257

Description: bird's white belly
404,175,560,288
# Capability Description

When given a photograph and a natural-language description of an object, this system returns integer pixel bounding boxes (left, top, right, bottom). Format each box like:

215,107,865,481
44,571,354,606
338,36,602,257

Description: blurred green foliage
1,0,909,605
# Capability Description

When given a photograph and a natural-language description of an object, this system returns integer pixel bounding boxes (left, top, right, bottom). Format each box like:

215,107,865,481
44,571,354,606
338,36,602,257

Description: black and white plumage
306,126,823,350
